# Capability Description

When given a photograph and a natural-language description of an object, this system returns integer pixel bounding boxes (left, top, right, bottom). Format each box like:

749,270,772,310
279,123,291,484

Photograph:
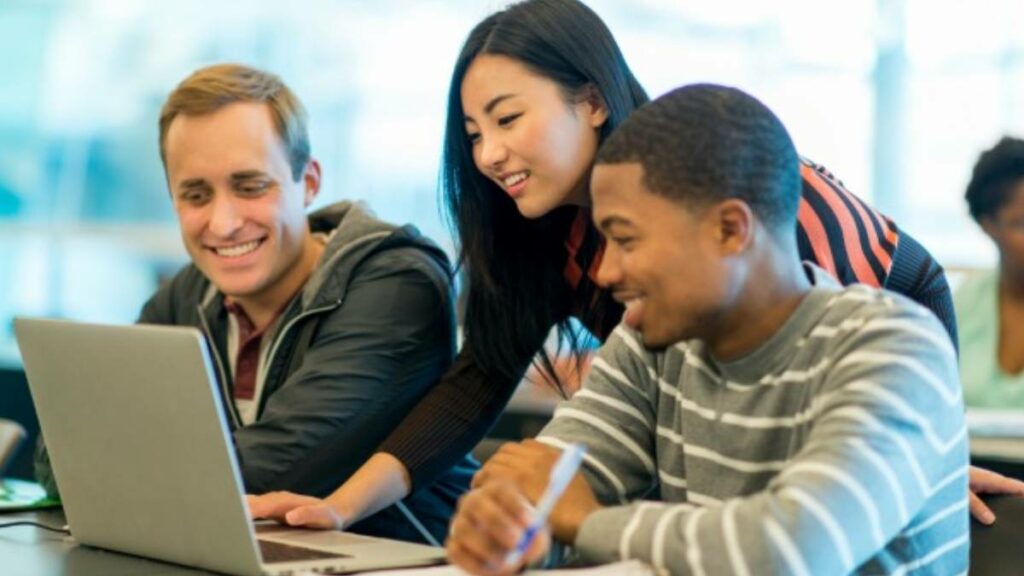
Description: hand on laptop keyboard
248,492,345,530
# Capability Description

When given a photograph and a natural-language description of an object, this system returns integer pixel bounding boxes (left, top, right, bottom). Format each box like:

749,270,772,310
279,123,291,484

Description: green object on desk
0,478,61,512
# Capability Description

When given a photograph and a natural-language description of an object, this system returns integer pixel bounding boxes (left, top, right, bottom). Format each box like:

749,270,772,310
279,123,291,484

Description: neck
233,232,324,330
999,265,1024,302
707,243,811,362
565,167,593,208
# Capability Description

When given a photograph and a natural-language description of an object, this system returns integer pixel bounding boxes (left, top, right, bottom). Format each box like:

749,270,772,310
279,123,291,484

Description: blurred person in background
956,136,1024,409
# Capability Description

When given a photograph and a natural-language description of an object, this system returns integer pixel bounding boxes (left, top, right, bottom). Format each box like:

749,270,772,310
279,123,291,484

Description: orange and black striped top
796,159,899,288
793,159,955,343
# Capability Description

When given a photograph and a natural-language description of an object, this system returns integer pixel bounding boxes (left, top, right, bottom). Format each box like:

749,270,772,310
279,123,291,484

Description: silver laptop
14,317,447,576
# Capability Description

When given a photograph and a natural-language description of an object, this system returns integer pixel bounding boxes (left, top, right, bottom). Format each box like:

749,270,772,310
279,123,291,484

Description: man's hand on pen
446,480,550,576
472,439,602,543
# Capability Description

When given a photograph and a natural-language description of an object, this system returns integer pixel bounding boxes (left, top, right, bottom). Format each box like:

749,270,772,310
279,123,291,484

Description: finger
471,467,489,490
474,462,522,489
474,460,529,489
461,492,528,551
486,443,537,467
449,518,515,571
452,488,532,568
285,504,344,530
505,439,557,460
247,495,267,518
447,537,515,576
276,495,324,520
970,466,1024,495
521,527,552,566
492,441,528,458
969,490,996,525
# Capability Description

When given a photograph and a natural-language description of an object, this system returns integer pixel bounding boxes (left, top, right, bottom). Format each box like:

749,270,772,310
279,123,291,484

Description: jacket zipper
258,301,342,388
197,304,243,430
254,231,393,385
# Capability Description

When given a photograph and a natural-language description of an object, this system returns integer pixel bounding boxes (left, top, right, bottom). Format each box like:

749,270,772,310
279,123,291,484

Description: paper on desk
966,408,1024,437
300,559,656,575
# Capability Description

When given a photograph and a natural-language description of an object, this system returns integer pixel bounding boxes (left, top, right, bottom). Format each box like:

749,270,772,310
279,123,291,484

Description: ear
712,199,754,255
578,84,610,129
302,158,322,207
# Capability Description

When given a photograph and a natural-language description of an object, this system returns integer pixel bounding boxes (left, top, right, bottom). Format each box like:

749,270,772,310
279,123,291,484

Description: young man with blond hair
38,63,472,544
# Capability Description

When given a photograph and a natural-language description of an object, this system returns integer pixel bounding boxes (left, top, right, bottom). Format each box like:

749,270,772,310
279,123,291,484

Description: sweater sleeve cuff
574,506,636,565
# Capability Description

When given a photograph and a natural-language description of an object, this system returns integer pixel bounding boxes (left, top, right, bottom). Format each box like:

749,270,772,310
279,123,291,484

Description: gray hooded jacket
38,201,473,543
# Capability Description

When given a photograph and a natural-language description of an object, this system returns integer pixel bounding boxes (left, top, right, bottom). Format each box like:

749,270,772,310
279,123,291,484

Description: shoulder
352,240,453,292
594,323,677,380
816,281,953,363
139,263,212,323
310,219,453,303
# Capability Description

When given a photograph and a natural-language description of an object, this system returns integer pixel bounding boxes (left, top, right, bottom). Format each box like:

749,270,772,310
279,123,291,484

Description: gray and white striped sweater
539,266,968,575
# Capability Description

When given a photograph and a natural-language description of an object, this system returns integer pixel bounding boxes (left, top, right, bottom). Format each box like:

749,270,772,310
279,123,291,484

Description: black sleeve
376,345,528,491
882,230,959,352
232,251,457,497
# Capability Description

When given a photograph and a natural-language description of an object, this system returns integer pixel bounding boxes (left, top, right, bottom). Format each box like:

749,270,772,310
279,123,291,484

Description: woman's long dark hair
441,0,649,390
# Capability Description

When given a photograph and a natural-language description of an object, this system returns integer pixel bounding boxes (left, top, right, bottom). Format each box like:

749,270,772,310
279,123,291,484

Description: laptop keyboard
258,539,351,563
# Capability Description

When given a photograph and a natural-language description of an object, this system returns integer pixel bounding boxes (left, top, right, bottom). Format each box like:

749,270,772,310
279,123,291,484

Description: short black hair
965,136,1024,223
595,83,801,233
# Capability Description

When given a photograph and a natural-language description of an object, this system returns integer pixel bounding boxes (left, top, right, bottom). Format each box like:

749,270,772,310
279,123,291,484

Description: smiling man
447,84,969,575
35,63,472,544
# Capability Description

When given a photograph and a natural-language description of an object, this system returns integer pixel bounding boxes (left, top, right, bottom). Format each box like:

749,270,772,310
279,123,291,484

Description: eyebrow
176,171,270,190
598,215,636,231
178,178,208,190
464,93,518,122
230,170,270,182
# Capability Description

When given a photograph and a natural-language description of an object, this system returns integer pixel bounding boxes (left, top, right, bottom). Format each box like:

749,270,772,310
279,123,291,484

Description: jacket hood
301,200,450,310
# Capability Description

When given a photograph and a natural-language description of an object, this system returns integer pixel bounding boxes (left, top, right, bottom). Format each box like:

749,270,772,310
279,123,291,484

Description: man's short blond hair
158,63,311,180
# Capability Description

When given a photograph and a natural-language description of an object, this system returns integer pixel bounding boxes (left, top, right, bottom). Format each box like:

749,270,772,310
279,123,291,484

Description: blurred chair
971,496,1024,575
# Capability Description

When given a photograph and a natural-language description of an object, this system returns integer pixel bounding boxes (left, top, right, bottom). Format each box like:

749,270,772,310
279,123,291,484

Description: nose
595,242,622,289
207,192,244,238
476,132,508,171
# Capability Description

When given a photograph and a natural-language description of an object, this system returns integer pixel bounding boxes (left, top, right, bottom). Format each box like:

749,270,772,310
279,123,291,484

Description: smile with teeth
212,239,263,258
502,171,529,188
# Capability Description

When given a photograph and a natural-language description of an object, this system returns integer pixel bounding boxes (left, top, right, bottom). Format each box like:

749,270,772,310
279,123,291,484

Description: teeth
215,240,261,258
503,172,528,187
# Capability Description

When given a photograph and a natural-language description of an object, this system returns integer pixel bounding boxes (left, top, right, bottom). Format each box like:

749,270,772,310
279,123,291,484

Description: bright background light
1,0,1022,364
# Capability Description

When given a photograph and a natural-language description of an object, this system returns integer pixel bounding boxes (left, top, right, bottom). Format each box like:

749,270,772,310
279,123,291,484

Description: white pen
504,443,587,568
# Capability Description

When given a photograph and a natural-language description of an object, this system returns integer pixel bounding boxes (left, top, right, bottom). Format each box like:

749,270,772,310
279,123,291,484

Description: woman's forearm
326,452,413,526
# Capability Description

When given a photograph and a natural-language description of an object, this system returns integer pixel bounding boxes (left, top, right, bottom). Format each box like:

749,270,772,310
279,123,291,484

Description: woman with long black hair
250,0,1020,533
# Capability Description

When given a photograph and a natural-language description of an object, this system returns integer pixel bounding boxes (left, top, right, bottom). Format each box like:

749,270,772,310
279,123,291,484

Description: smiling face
593,162,738,349
460,54,608,218
164,101,320,310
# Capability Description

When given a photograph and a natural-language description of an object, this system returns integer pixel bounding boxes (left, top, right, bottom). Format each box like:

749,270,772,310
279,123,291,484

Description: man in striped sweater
446,84,969,575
